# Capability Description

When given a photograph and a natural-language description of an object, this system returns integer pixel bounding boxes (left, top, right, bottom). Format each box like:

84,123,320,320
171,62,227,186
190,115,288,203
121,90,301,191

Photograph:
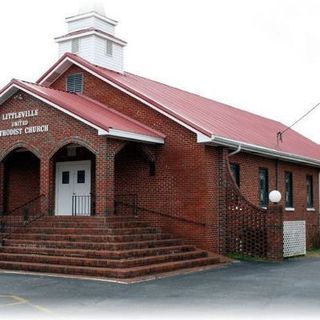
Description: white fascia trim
66,12,118,26
39,57,210,143
208,135,320,167
108,129,164,144
0,84,108,136
55,32,127,46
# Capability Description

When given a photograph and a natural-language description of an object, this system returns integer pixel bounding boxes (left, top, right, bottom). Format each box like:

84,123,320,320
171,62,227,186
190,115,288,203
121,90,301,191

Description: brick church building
0,7,319,279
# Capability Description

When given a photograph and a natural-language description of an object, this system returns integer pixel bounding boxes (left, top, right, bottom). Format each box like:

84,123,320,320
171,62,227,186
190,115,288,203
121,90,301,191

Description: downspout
227,144,242,158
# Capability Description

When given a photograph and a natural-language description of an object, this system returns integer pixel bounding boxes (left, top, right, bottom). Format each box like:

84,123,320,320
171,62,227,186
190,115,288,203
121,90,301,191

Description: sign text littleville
0,109,49,137
1,110,38,121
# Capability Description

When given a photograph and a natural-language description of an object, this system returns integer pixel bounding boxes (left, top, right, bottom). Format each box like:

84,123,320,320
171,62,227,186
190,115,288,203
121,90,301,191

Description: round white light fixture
269,190,282,204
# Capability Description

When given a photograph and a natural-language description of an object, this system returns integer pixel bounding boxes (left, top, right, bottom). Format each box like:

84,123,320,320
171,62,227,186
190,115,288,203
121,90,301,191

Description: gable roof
0,79,165,144
37,53,320,166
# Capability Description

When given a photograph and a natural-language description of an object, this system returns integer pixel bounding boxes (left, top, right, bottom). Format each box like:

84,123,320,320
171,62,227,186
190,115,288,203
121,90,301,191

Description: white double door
55,161,91,216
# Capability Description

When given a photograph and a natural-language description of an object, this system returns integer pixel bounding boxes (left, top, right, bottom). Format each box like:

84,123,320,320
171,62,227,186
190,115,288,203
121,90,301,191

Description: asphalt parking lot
0,256,320,320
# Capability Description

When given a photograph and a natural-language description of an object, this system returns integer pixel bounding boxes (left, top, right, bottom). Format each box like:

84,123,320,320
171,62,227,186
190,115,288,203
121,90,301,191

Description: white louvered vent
283,221,306,258
72,39,80,53
66,73,83,93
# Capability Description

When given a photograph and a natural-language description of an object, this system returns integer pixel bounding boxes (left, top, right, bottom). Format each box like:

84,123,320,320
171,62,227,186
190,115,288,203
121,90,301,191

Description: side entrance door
55,160,91,216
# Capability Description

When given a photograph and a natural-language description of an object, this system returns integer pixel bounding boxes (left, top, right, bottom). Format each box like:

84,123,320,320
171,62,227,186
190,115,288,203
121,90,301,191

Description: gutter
205,135,320,168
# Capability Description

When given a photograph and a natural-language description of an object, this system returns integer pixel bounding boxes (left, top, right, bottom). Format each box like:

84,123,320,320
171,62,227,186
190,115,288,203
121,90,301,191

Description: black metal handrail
114,194,205,226
80,193,205,226
0,194,47,246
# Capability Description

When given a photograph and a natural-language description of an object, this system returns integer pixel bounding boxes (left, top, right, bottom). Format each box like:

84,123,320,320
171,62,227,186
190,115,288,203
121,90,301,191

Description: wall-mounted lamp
269,190,282,204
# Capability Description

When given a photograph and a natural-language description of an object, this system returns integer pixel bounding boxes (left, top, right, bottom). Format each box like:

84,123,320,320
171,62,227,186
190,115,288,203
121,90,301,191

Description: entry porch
0,141,157,218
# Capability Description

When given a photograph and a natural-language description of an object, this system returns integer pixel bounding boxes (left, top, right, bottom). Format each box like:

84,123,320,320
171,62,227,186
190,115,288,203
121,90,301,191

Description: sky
0,0,320,143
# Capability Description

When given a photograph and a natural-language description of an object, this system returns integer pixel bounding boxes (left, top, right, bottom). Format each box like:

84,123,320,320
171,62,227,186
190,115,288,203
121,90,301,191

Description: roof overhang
203,134,320,167
0,80,164,144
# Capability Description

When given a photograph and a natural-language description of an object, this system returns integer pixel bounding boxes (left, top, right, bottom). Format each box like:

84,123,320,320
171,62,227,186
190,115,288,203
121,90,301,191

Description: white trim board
56,31,127,46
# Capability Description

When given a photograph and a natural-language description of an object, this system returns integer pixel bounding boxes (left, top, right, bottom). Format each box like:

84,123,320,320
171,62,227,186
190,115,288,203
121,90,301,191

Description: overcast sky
1,0,320,143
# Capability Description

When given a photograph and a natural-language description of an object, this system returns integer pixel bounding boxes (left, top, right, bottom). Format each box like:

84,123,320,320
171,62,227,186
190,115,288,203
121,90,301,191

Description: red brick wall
229,152,319,248
51,66,319,252
3,151,40,212
51,66,218,251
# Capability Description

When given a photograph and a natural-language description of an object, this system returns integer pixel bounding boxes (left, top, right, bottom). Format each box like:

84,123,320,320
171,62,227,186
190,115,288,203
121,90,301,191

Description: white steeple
55,4,126,73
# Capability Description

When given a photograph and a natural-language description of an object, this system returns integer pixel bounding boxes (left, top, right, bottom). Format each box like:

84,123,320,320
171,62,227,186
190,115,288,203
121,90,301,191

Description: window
306,175,314,208
106,40,113,56
77,170,85,184
285,171,293,208
66,73,83,93
71,39,80,53
62,171,70,184
230,163,240,187
259,168,269,207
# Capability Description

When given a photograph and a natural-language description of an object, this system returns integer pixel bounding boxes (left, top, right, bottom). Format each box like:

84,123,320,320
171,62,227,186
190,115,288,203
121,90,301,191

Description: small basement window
66,73,83,93
106,40,113,56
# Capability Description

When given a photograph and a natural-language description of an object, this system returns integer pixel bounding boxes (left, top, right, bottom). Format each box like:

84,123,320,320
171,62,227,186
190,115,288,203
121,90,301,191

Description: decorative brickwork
229,152,319,250
219,148,284,260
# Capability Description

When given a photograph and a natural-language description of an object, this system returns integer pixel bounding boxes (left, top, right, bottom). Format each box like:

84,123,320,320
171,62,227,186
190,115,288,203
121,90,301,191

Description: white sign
0,109,49,137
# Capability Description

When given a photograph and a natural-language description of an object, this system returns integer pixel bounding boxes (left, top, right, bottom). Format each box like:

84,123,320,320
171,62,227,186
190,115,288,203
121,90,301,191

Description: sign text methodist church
0,109,49,137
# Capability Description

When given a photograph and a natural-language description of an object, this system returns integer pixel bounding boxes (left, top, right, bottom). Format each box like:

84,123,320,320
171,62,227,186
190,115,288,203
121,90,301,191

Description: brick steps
0,256,219,279
0,216,224,279
32,221,149,229
9,232,172,242
24,226,159,235
4,238,185,251
39,216,139,223
0,250,209,268
1,244,196,259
